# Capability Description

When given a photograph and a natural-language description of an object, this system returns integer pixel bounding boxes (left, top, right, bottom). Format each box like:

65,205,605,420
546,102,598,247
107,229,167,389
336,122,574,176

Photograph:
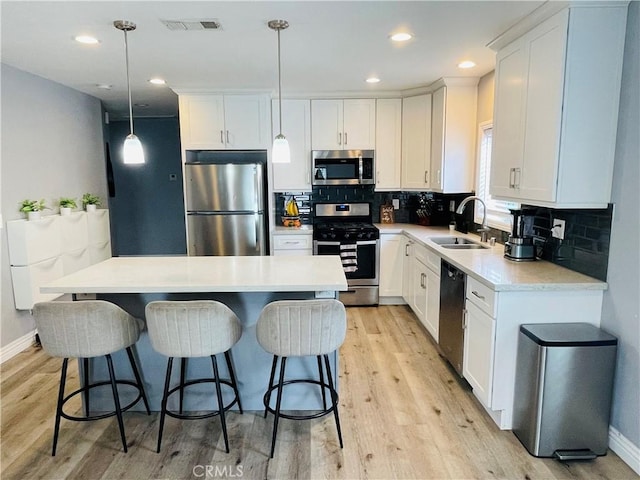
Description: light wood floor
1,306,636,480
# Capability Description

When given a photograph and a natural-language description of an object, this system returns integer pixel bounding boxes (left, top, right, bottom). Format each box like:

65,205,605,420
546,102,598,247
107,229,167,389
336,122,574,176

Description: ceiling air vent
161,19,221,31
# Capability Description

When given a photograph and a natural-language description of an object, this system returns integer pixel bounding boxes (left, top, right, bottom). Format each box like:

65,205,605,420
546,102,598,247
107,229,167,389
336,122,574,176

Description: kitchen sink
429,236,490,249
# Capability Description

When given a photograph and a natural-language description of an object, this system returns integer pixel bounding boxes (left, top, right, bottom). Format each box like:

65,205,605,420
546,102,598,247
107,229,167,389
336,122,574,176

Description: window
475,122,519,231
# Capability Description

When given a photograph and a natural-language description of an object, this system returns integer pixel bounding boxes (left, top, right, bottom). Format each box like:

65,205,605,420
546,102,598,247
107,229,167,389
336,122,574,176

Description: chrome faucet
456,196,490,242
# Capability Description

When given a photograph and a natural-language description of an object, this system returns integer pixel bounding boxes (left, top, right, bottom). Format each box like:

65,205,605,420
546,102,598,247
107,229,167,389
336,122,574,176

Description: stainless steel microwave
312,150,375,186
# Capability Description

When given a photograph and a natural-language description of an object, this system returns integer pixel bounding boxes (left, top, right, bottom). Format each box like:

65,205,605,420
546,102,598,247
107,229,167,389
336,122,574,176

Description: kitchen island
41,256,348,411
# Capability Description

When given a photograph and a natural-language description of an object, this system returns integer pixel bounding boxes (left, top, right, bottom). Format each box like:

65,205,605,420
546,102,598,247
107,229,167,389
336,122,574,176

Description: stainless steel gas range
312,202,380,306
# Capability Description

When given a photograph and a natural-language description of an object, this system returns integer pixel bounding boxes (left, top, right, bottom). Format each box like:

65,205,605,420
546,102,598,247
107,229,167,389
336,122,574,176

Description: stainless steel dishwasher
439,260,466,375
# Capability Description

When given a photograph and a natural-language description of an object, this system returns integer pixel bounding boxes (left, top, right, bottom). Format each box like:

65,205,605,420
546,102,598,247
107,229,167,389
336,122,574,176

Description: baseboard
0,330,36,364
609,426,640,475
379,296,406,305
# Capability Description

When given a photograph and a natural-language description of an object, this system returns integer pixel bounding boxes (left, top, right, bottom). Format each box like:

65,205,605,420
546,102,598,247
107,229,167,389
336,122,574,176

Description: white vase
86,204,97,213
27,211,41,221
60,207,72,216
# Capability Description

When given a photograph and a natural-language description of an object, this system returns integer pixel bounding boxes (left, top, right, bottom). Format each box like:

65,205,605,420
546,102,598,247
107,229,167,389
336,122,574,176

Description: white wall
601,0,640,456
1,64,107,348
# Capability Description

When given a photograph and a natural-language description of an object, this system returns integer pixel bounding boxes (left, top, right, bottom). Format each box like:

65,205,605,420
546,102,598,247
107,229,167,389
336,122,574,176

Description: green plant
59,197,77,209
19,199,47,213
82,193,101,207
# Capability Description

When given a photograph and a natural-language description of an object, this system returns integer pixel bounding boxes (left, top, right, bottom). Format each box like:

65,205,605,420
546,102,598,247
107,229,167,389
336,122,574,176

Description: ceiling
1,1,544,119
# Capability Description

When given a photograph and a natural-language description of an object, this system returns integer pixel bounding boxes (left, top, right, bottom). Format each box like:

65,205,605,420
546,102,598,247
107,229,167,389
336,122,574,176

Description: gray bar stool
33,300,150,456
145,300,243,454
256,299,347,458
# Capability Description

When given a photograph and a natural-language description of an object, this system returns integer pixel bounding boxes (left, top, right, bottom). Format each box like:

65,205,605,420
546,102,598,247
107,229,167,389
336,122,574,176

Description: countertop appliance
505,208,536,261
313,202,379,306
184,150,268,256
513,323,617,460
312,150,375,186
439,260,466,375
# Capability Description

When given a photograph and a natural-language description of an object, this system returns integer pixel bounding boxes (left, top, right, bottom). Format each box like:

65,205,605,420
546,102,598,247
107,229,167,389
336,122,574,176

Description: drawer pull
284,241,300,245
472,291,485,300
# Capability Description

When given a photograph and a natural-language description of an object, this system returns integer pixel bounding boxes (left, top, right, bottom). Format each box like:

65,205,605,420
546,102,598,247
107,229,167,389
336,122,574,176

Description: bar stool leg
157,357,174,453
269,356,287,458
317,356,327,410
83,358,90,417
224,350,243,414
323,354,343,449
179,358,187,415
105,354,128,453
211,355,229,453
52,358,69,456
126,347,150,415
264,355,278,418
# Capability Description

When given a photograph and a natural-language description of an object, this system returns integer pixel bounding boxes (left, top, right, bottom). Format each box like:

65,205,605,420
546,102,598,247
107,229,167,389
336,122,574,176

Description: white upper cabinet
490,5,628,208
271,99,312,192
178,94,270,150
375,98,402,191
430,79,478,193
311,99,376,150
401,94,432,190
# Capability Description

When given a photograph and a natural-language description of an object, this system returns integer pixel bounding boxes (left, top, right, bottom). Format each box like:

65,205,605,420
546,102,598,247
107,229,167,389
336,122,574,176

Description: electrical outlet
392,199,400,209
552,219,566,240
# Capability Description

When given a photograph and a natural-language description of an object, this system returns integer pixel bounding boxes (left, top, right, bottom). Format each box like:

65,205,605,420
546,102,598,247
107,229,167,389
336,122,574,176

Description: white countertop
376,223,607,292
273,225,313,235
41,256,348,294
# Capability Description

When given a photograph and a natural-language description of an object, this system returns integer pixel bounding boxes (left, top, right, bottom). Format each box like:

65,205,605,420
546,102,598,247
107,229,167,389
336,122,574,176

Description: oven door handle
358,156,363,184
314,241,342,246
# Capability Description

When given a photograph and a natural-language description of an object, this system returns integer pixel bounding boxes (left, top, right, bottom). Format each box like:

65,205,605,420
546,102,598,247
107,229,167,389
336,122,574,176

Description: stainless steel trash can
513,323,617,460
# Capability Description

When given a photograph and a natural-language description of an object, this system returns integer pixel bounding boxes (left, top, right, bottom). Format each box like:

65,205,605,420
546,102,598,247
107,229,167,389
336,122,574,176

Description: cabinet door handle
220,130,224,144
472,290,485,300
344,132,348,145
508,168,515,188
463,309,468,329
226,130,230,144
424,171,429,183
338,132,342,145
514,168,521,188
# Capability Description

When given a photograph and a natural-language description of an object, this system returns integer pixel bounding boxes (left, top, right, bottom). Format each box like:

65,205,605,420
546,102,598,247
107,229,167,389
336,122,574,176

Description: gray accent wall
602,0,640,451
1,64,107,348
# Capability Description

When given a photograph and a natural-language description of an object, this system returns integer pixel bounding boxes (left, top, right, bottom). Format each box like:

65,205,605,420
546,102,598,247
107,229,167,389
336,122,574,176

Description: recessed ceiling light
390,32,412,42
74,35,100,44
458,60,476,69
366,77,381,84
96,84,112,90
149,78,166,85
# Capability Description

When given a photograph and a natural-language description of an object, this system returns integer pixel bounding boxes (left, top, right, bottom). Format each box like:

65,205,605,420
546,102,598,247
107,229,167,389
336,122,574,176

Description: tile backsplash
275,190,613,281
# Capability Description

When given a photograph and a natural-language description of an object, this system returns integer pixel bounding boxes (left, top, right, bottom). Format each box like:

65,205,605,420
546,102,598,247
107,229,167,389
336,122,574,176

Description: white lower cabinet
272,232,313,256
11,257,64,309
461,275,604,429
425,268,440,342
398,236,440,343
463,300,495,407
379,233,404,298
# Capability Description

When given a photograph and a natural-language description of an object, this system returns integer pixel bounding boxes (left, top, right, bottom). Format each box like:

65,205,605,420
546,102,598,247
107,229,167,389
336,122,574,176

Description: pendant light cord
124,29,134,136
277,27,283,137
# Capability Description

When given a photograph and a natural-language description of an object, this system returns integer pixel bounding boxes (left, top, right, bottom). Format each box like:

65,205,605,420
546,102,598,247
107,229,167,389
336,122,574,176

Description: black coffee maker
504,209,536,261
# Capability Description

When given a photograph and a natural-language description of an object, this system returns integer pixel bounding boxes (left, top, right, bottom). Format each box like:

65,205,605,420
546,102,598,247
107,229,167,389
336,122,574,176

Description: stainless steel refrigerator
185,151,268,256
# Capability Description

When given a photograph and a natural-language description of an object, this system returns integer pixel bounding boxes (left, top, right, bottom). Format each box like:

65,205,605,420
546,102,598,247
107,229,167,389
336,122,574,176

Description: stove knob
344,232,351,240
330,233,337,240
357,232,364,240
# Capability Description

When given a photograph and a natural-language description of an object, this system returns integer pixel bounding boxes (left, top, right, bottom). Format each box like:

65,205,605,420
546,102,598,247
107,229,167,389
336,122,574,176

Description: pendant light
114,20,145,165
268,20,290,164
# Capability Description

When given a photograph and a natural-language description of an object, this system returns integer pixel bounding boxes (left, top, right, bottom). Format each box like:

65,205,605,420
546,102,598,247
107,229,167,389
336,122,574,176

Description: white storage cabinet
178,93,271,150
490,5,627,208
401,94,432,190
7,210,112,310
271,99,312,192
311,99,376,150
375,99,402,190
